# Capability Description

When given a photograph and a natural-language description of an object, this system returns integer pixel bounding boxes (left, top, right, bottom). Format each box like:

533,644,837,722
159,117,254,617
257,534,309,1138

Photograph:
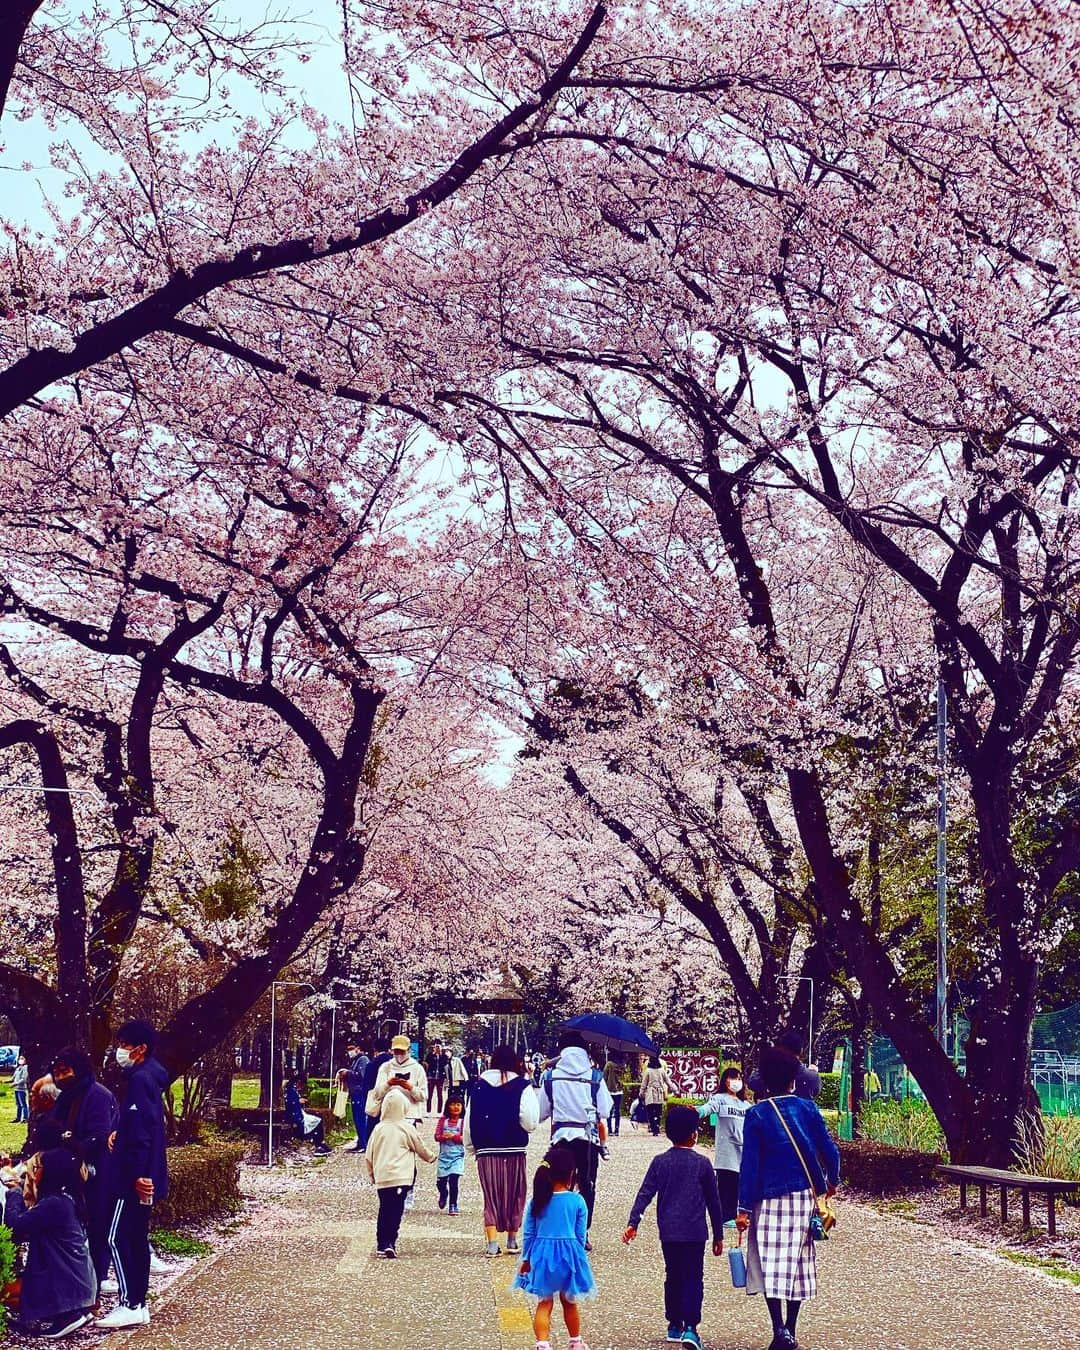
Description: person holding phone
367,1036,428,1210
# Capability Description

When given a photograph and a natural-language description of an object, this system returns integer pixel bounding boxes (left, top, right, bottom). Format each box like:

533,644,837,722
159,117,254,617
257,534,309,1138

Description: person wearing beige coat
638,1057,678,1136
365,1090,437,1256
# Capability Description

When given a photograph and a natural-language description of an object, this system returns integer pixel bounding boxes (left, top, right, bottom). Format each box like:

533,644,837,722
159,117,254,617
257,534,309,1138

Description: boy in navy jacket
96,1020,169,1331
623,1104,724,1348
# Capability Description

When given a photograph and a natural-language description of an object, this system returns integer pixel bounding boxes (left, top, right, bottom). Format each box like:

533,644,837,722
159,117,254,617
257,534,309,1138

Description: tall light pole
935,677,949,1051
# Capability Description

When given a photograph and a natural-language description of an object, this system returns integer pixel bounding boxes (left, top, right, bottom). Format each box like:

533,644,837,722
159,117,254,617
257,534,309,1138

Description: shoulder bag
767,1098,836,1240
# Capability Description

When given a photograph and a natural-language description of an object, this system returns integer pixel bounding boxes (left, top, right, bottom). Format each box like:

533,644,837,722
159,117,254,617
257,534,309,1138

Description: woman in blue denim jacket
736,1048,840,1350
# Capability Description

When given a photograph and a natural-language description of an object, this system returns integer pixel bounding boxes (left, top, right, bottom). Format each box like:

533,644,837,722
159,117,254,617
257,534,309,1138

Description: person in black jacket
94,1020,169,1331
50,1047,119,1295
1,1145,96,1339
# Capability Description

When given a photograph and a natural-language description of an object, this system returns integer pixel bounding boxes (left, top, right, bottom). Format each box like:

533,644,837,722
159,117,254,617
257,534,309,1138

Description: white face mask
115,1047,133,1068
728,1080,743,1095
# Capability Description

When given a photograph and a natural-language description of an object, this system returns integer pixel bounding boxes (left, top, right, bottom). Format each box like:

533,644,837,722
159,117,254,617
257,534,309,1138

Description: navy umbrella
559,1013,659,1055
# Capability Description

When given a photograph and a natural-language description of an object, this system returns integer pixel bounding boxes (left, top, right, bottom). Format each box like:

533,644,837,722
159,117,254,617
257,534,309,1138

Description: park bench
937,1163,1079,1236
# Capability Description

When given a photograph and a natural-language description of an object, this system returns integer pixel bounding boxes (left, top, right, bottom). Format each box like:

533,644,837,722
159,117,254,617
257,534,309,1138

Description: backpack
542,1066,604,1142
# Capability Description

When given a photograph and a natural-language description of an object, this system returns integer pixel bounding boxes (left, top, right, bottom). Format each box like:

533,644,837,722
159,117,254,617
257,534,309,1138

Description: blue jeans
352,1098,370,1148
13,1089,28,1122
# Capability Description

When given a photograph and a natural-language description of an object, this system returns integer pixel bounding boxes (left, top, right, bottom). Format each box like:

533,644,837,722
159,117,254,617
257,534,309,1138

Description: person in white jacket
367,1034,428,1210
537,1032,613,1243
365,1090,437,1257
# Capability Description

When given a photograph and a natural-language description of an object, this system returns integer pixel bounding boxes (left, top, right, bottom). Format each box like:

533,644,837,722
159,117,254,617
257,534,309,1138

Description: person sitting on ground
749,1031,820,1101
737,1047,840,1350
623,1104,724,1349
49,1047,120,1299
284,1074,332,1155
1,1145,97,1340
365,1088,437,1258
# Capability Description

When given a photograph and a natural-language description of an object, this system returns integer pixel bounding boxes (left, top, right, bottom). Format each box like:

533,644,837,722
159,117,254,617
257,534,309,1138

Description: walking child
435,1097,466,1215
623,1104,724,1348
365,1089,437,1258
513,1144,595,1350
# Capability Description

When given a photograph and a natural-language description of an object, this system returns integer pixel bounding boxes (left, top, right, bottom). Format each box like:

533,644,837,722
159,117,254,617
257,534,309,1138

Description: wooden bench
937,1163,1079,1236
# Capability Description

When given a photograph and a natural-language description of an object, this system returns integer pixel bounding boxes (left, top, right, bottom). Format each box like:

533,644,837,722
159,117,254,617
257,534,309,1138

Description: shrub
154,1142,245,1228
838,1138,942,1193
659,1096,710,1141
1014,1113,1080,1184
860,1099,947,1154
0,1223,15,1336
817,1072,841,1111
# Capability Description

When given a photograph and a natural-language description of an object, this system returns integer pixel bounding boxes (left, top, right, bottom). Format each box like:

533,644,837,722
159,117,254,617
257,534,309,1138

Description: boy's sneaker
98,1278,119,1295
506,1235,521,1253
96,1303,150,1329
682,1329,703,1349
484,1240,501,1257
449,1204,459,1215
666,1325,684,1343
149,1252,169,1275
41,1312,92,1339
313,1144,332,1155
381,1246,396,1259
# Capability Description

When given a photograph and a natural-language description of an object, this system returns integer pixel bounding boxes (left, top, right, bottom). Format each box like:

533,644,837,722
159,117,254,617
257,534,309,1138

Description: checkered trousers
744,1187,818,1301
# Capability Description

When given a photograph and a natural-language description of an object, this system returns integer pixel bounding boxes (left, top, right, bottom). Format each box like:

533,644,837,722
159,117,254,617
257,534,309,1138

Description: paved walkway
123,1127,1078,1350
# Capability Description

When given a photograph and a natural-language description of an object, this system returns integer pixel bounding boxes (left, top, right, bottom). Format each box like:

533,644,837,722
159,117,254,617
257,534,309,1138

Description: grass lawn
0,1078,28,1156
230,1075,260,1108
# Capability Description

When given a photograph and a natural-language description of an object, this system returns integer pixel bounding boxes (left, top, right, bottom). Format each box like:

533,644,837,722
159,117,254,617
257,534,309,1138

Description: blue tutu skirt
513,1237,596,1301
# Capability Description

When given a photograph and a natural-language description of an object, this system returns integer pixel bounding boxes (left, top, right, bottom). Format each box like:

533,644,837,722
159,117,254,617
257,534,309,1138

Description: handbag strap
767,1098,819,1201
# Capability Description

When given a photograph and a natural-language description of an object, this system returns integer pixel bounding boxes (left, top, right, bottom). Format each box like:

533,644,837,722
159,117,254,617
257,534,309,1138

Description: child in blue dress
513,1143,595,1350
434,1097,466,1214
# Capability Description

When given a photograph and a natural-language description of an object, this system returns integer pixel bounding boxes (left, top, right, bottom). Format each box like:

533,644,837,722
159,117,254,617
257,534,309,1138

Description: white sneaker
98,1278,119,1295
149,1253,169,1274
95,1303,150,1329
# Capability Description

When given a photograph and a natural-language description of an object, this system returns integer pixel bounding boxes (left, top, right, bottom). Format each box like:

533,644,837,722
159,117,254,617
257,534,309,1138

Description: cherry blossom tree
370,0,1079,1162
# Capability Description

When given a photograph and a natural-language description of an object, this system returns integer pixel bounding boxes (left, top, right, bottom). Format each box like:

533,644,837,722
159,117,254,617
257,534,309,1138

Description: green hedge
838,1138,942,1193
153,1142,246,1228
817,1072,841,1111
